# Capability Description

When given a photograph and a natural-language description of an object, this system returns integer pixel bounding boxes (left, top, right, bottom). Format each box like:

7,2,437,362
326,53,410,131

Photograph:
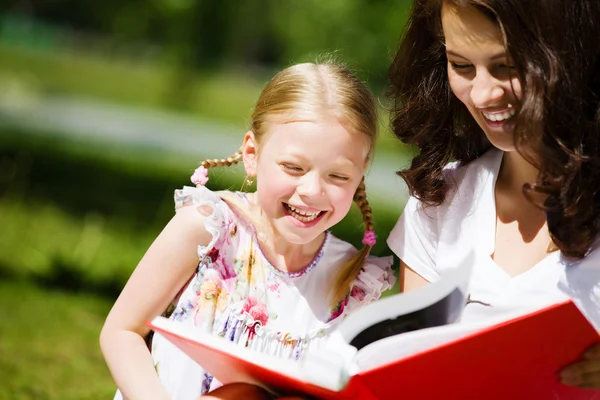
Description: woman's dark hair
388,0,600,258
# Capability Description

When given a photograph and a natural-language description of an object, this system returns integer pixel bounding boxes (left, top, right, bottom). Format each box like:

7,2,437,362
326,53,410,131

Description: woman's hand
560,342,600,389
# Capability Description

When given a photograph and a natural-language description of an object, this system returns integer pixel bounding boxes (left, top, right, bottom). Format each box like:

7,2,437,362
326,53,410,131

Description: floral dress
114,186,395,400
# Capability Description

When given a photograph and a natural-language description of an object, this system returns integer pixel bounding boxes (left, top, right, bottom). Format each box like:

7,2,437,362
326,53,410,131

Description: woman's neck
497,150,539,197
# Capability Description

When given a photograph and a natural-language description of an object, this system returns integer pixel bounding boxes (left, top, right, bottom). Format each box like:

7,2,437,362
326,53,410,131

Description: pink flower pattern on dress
241,296,269,326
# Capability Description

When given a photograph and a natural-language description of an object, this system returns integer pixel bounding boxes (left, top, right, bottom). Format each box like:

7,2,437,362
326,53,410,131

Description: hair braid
330,178,375,307
353,178,374,232
200,150,243,169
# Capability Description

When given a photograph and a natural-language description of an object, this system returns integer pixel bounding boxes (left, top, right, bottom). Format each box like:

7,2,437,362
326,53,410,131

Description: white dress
114,186,395,400
388,148,600,329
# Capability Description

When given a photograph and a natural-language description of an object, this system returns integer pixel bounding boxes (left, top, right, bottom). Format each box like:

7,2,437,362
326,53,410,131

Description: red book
149,300,599,400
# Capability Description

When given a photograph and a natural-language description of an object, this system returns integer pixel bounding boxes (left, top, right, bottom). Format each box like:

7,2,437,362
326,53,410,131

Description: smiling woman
442,2,521,152
386,0,600,393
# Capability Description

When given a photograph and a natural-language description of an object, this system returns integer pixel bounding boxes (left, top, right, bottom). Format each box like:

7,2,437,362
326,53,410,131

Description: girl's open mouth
282,203,326,224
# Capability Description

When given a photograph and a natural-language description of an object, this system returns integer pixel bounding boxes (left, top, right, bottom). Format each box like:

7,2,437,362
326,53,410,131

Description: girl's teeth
288,205,321,222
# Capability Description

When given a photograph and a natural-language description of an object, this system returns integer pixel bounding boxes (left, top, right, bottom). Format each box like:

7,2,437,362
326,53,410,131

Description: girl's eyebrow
446,49,508,61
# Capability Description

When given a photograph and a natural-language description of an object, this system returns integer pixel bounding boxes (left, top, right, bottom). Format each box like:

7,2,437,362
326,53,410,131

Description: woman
387,0,600,390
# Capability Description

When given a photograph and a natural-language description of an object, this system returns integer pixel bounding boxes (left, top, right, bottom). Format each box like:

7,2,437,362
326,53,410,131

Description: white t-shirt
387,148,600,330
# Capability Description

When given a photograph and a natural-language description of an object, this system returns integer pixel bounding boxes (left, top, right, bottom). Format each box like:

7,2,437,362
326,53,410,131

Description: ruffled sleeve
344,255,396,315
174,186,235,262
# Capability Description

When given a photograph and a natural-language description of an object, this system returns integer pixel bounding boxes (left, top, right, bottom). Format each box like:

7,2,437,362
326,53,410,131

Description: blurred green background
0,2,413,398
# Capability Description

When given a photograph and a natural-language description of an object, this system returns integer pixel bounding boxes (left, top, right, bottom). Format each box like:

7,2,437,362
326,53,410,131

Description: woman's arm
399,260,430,292
100,205,213,400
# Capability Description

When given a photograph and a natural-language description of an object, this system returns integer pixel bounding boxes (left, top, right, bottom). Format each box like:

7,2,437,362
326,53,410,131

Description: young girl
386,0,600,390
100,61,395,400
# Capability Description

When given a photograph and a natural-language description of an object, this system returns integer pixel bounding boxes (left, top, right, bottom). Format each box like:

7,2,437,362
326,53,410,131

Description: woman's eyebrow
446,49,508,61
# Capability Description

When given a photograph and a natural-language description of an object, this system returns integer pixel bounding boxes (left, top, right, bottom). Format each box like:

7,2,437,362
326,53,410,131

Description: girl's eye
330,174,350,182
449,62,473,71
283,164,303,172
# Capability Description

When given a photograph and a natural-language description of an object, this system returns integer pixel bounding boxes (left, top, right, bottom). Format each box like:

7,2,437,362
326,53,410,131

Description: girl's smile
282,202,327,226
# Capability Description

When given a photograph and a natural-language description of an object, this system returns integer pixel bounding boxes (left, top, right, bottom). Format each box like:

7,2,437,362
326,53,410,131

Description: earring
246,176,254,186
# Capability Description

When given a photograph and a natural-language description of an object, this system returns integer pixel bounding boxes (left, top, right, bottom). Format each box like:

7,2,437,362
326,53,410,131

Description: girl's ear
242,131,258,177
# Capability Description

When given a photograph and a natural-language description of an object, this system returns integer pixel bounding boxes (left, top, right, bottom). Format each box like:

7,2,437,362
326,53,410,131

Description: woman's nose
470,71,505,107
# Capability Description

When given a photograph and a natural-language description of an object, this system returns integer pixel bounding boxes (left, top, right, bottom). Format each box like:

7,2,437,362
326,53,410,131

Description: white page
353,304,541,372
337,251,475,346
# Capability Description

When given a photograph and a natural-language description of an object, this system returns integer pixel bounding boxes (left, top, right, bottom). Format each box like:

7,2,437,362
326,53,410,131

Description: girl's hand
560,342,600,389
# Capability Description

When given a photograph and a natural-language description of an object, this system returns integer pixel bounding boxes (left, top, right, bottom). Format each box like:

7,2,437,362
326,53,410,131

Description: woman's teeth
287,204,322,222
482,109,516,121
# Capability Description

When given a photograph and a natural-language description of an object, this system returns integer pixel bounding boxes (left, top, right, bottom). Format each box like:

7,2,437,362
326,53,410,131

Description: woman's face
442,3,522,151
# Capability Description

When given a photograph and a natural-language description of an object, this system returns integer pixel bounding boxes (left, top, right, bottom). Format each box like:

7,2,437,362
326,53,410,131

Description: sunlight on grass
0,198,153,286
0,280,115,400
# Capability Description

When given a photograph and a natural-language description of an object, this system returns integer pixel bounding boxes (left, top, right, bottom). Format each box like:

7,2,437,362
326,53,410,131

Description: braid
330,178,375,307
353,178,374,232
200,150,243,169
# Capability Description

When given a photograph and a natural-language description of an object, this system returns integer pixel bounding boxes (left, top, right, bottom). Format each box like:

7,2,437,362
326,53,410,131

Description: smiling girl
99,61,394,400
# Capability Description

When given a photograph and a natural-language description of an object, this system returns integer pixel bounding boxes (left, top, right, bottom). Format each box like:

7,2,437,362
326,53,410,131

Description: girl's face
244,118,369,246
442,3,522,151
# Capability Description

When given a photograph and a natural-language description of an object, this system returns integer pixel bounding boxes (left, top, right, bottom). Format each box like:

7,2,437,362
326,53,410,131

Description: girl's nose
296,173,324,198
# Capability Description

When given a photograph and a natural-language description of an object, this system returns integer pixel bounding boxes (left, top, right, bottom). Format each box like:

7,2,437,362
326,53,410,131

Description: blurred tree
1,0,414,101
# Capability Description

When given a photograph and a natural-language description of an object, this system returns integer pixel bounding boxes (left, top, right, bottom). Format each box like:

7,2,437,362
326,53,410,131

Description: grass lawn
0,280,116,400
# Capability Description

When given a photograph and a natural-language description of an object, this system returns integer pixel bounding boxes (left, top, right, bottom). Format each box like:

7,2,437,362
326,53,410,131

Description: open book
149,253,600,399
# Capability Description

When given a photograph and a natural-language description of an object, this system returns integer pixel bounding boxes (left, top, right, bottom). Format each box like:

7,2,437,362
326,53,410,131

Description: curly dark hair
388,0,600,258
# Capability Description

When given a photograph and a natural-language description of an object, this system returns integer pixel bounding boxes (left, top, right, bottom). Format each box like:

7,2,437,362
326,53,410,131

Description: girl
100,61,395,400
386,0,600,390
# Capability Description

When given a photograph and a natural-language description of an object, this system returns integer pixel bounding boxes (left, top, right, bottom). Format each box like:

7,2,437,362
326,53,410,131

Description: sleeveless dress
114,186,395,400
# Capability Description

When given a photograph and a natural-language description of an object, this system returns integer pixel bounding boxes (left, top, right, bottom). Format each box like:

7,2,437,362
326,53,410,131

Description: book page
353,304,540,372
337,251,475,349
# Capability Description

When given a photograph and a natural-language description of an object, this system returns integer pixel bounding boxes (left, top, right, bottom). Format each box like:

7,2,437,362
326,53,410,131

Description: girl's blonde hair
197,60,378,307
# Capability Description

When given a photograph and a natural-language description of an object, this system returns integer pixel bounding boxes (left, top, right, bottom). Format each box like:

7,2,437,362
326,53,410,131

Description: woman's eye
449,62,473,71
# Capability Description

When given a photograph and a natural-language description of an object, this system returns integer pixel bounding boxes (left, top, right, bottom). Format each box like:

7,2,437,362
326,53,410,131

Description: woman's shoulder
442,148,502,191
391,148,502,248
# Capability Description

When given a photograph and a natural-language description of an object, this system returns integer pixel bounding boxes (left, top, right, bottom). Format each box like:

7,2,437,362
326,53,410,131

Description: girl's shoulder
174,185,250,249
175,185,231,211
324,234,396,313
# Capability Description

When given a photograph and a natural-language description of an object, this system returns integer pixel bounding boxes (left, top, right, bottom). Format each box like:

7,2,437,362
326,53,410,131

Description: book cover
149,300,600,399
148,245,600,399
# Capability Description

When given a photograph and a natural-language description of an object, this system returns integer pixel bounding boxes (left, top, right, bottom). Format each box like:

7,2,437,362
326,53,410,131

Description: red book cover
149,300,600,399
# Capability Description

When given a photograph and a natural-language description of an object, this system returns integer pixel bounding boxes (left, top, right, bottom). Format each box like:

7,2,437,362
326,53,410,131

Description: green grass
0,280,115,400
